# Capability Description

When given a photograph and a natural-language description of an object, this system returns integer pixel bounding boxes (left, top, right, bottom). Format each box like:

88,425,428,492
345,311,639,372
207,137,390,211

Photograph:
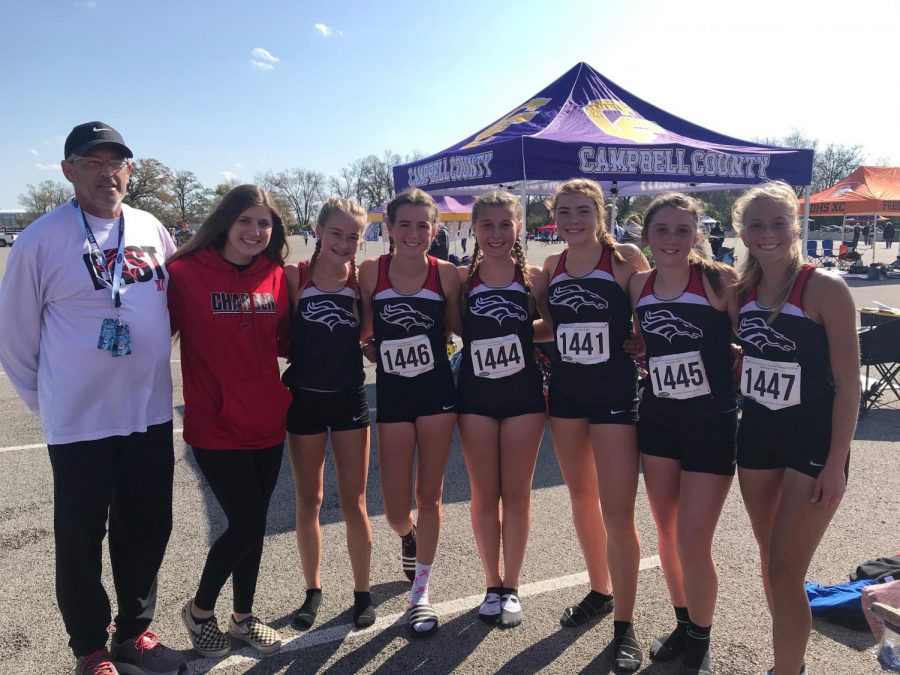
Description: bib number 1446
380,335,434,378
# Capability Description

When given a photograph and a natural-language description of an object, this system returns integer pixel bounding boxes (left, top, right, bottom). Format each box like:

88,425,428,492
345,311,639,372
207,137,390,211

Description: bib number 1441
556,322,609,365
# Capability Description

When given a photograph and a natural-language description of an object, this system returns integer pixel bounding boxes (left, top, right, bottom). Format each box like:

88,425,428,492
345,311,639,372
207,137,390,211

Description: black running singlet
371,255,450,379
547,247,636,401
636,264,735,411
283,261,364,392
737,264,833,412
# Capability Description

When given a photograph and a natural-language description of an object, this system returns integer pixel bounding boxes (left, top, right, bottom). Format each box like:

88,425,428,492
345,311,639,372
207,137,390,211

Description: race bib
470,334,525,379
556,322,609,365
648,351,710,400
741,355,801,410
380,335,434,377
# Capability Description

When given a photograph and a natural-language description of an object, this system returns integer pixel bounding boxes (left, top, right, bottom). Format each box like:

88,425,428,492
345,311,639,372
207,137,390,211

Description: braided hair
307,196,366,293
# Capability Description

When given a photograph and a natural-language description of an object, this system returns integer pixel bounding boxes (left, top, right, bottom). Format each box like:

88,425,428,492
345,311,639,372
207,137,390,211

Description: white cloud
222,171,239,183
234,162,244,169
27,149,38,156
36,163,61,171
314,23,342,37
250,48,279,71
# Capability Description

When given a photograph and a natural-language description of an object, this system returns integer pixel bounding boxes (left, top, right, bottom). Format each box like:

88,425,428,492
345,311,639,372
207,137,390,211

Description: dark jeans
192,444,283,614
48,421,175,657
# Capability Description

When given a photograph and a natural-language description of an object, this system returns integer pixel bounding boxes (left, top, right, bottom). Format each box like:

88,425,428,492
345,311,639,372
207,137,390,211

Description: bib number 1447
741,355,801,410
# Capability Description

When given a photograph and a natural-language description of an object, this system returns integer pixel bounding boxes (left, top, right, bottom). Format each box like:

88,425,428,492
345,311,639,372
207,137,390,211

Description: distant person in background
428,223,450,260
460,224,469,252
862,223,871,247
709,221,725,257
175,220,192,247
884,221,894,249
851,224,861,252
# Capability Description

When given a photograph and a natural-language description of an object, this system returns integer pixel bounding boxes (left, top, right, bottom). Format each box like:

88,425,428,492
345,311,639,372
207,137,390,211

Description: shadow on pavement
854,407,900,441
812,616,877,653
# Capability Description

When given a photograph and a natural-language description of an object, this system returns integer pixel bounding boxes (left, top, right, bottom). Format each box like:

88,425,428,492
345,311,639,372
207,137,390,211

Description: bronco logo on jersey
641,309,703,343
550,284,608,312
381,302,434,330
738,317,796,352
302,299,358,331
469,294,527,325
582,99,664,144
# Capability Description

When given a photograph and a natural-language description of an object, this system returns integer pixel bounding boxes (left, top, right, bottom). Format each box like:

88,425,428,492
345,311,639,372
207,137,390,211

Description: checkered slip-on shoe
181,601,230,659
227,615,282,655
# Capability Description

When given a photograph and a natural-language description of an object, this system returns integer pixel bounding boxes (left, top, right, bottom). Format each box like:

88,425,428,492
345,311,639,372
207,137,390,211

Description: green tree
169,170,210,224
124,158,174,223
18,179,73,216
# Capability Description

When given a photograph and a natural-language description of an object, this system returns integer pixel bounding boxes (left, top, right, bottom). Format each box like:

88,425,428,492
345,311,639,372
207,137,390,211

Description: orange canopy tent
799,166,900,217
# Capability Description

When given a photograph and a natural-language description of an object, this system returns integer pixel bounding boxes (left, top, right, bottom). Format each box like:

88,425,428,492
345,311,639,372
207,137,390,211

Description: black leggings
192,444,283,614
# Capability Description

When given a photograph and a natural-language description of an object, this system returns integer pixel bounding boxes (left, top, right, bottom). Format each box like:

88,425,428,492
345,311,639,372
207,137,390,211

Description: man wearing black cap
0,123,186,675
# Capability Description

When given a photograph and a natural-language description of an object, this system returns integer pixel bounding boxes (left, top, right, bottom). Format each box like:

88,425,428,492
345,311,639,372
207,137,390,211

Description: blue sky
2,0,899,209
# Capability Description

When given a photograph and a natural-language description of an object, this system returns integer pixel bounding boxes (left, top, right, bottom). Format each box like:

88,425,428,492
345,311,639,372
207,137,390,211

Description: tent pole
609,182,619,236
801,185,811,260
520,181,528,253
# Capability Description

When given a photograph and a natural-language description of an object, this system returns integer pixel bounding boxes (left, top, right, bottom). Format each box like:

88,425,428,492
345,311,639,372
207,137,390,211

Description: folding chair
859,318,900,413
821,239,836,267
806,240,821,265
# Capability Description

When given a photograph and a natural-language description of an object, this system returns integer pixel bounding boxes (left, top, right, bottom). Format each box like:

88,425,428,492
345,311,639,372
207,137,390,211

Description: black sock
401,527,416,544
353,591,376,627
614,620,635,639
585,589,613,608
650,606,689,660
682,621,711,668
292,588,322,629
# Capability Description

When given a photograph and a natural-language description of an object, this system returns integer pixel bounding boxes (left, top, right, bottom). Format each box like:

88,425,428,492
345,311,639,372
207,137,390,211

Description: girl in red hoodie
167,184,291,659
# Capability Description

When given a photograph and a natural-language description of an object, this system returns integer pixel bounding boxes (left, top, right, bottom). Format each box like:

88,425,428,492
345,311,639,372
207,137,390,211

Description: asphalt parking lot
1,236,899,674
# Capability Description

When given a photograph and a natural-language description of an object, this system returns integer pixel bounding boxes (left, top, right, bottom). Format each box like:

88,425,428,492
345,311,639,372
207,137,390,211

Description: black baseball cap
64,121,133,159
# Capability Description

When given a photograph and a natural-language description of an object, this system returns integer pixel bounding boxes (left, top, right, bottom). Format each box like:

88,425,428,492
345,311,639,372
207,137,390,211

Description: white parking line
191,555,662,673
0,429,185,454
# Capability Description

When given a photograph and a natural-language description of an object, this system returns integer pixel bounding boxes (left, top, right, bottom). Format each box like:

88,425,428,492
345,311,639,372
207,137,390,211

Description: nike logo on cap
92,127,112,132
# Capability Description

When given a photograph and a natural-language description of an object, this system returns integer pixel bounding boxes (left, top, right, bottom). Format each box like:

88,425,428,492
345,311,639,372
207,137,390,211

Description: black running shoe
650,627,687,661
612,634,643,672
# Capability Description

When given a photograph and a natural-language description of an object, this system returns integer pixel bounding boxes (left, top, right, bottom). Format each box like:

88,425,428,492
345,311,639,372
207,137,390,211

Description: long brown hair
642,192,724,295
732,181,803,322
167,184,288,266
550,178,624,263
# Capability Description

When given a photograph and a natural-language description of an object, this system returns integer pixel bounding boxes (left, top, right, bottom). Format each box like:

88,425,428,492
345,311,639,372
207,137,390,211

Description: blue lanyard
74,199,126,309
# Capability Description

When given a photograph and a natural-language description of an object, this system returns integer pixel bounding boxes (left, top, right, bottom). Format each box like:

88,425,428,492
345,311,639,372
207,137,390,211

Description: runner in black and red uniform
358,188,462,639
542,178,649,671
732,181,860,675
630,193,739,675
456,191,549,630
283,198,375,631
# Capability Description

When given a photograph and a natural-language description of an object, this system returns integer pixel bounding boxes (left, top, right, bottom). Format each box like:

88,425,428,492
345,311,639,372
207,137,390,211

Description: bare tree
170,170,210,224
18,180,73,216
329,160,365,202
271,168,325,226
814,143,865,192
357,151,399,210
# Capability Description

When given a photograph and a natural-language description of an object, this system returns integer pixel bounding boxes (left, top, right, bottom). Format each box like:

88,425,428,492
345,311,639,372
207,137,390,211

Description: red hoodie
168,247,291,450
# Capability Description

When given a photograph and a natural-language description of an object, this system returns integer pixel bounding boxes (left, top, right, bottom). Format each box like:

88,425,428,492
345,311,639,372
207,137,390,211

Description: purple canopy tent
393,62,815,245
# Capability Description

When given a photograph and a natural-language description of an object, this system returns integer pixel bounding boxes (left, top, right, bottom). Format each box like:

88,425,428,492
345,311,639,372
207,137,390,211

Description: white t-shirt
0,200,176,444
